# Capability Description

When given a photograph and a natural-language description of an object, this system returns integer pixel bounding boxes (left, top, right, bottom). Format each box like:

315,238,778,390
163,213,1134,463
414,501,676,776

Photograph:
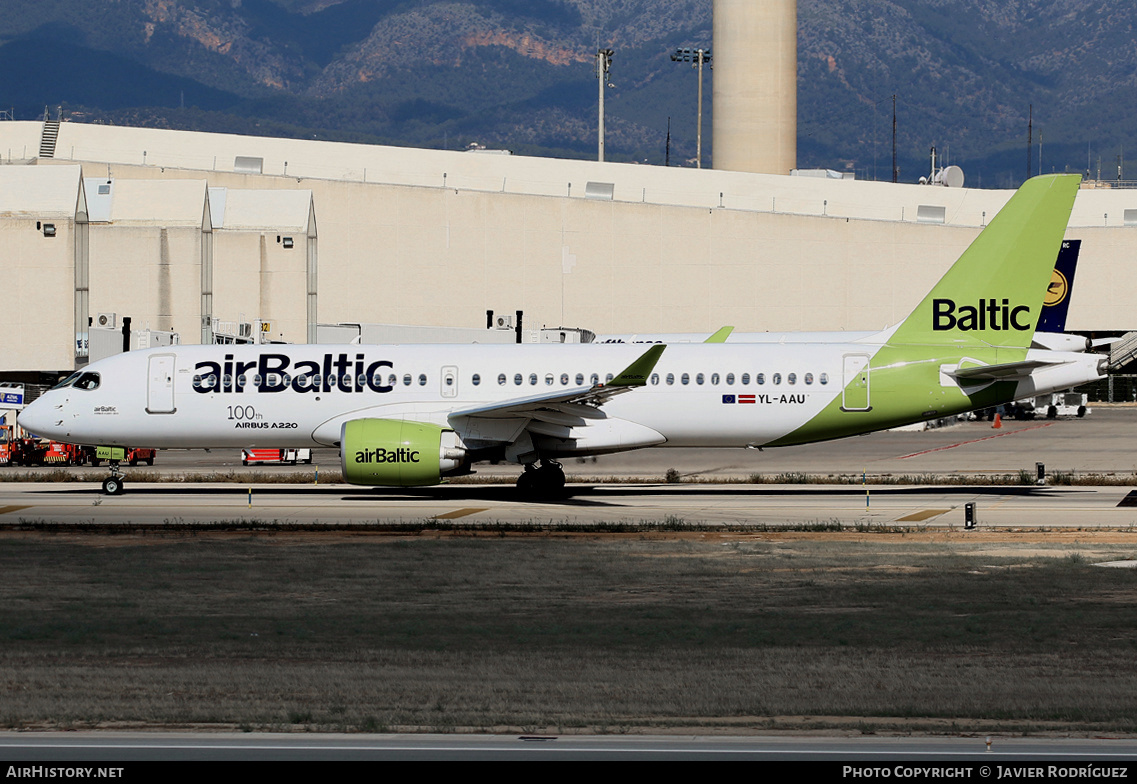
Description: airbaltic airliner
19,174,1106,496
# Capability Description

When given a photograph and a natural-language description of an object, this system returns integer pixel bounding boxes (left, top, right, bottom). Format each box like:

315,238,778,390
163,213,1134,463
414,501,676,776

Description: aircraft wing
448,345,665,438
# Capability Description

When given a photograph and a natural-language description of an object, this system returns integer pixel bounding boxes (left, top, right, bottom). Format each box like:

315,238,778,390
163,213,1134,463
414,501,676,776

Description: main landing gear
516,460,566,499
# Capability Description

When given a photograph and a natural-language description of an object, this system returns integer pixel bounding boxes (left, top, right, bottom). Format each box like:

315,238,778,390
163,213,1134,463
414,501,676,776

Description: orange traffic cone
992,413,1002,429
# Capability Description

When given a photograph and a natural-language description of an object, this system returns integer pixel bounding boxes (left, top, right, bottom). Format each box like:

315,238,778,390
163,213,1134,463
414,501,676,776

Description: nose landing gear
97,447,127,495
101,468,124,496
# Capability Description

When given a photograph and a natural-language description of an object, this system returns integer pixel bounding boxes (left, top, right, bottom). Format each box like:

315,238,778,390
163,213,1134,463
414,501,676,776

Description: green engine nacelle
340,419,464,487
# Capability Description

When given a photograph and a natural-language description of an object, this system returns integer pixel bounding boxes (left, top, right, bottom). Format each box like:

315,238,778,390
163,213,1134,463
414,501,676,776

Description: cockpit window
54,371,100,391
73,372,100,390
51,371,83,390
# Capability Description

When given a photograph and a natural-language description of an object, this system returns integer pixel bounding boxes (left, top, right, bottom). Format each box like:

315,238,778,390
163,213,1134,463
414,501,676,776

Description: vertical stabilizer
890,174,1080,347
1036,238,1081,333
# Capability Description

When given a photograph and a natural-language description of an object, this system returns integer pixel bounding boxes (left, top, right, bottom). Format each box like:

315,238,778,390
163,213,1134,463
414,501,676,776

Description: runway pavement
2,476,1136,529
3,407,1136,528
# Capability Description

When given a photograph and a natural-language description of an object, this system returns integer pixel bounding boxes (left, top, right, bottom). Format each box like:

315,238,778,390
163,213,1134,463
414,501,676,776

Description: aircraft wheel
1077,406,1087,418
539,463,566,495
1047,406,1058,419
516,463,567,499
102,476,124,496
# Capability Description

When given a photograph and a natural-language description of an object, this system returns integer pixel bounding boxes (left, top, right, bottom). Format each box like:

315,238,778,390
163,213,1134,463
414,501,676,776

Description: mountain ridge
2,0,1133,187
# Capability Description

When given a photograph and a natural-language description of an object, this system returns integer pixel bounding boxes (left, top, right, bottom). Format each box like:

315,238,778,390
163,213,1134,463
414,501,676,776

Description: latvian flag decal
722,394,757,404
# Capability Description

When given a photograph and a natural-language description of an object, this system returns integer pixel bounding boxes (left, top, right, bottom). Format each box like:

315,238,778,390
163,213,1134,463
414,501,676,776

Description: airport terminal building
1,117,1136,387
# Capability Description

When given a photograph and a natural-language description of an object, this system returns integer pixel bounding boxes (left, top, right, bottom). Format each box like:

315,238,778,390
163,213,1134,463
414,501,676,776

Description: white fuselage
19,342,1104,460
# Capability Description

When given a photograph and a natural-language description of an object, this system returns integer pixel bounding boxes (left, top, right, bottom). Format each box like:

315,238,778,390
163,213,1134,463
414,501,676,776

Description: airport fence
1081,375,1137,403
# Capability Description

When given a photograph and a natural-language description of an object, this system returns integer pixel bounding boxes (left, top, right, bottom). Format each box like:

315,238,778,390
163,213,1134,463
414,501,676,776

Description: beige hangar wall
5,122,1136,366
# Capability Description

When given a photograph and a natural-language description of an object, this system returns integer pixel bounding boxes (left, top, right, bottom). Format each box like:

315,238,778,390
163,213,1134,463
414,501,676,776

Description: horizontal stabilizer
949,358,1065,381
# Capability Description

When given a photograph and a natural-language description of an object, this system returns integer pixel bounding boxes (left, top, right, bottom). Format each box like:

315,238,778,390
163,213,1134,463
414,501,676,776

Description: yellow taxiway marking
896,509,951,522
0,506,31,515
433,508,489,520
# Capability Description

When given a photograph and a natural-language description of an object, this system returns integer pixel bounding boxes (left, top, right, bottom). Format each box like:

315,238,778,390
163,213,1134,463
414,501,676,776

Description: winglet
704,326,734,343
608,345,666,387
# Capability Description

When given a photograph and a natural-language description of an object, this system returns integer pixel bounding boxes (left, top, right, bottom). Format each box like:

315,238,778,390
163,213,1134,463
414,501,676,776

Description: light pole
597,48,614,162
671,47,712,168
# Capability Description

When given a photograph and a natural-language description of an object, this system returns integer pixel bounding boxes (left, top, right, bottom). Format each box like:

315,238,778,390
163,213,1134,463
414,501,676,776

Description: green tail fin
890,174,1080,347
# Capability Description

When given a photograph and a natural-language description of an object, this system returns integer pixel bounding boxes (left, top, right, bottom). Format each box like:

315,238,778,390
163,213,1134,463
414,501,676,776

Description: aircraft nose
17,397,59,438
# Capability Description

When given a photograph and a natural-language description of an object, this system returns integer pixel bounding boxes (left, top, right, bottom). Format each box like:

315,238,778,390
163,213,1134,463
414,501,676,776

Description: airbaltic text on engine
354,447,421,464
932,299,1030,331
192,353,393,394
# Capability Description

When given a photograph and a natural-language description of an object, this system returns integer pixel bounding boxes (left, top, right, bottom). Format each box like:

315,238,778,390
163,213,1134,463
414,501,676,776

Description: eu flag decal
722,395,736,404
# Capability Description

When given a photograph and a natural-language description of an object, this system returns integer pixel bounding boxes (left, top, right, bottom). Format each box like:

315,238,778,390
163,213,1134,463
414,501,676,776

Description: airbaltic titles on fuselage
193,353,394,394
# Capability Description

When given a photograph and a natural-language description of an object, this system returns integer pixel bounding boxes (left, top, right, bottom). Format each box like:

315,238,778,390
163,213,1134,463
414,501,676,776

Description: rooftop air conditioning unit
494,315,513,330
96,313,117,329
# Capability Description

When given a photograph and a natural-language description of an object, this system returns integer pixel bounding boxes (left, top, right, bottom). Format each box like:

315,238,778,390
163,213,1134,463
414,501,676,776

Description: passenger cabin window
666,373,675,385
820,373,830,385
498,374,507,385
514,374,523,385
805,373,814,385
773,373,782,385
787,373,797,385
576,373,584,385
403,374,412,386
726,374,734,385
741,373,750,385
756,373,765,385
471,374,481,386
529,373,538,385
650,373,659,385
418,374,427,386
696,373,705,385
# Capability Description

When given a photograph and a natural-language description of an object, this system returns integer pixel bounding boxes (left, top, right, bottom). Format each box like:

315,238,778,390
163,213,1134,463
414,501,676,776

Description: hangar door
147,354,177,414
